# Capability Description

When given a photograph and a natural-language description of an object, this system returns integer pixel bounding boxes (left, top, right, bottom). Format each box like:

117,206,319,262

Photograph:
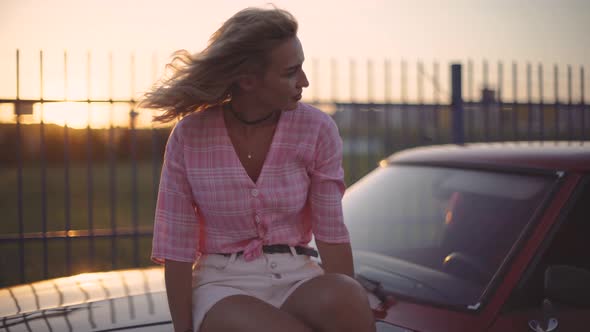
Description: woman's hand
315,240,354,277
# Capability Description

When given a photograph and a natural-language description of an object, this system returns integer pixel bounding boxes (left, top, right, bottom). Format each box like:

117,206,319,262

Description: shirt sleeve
151,123,200,265
309,115,350,243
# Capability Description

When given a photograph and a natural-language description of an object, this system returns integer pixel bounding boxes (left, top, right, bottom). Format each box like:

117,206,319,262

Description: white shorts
191,249,324,331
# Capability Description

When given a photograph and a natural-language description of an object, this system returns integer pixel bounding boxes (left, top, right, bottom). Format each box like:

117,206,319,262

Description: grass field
0,161,161,234
0,161,161,287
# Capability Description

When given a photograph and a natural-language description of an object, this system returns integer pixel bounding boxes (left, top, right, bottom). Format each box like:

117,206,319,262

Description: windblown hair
140,7,298,123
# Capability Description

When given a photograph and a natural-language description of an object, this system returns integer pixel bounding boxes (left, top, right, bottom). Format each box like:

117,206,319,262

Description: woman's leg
280,273,376,332
199,294,312,332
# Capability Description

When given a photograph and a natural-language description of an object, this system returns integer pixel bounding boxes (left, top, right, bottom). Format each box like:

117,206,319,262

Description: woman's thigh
280,273,376,332
200,294,312,332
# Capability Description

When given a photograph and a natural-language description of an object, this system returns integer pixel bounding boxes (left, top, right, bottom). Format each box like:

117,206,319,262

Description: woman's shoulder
163,107,222,147
178,107,218,126
291,102,335,127
172,107,220,133
285,103,340,147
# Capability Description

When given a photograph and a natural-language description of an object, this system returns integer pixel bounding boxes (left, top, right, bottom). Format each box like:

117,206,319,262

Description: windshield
344,165,554,308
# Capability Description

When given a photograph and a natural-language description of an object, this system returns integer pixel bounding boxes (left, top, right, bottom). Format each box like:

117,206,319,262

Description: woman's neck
229,104,277,125
229,95,279,124
222,103,280,137
224,98,280,127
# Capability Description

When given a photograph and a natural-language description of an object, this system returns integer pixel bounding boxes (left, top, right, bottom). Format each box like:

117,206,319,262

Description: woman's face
254,36,309,111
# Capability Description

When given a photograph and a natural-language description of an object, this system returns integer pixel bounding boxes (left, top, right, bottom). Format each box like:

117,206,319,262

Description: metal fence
0,50,588,287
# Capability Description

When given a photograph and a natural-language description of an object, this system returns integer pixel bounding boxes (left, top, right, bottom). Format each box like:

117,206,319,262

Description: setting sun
0,101,157,129
38,102,95,128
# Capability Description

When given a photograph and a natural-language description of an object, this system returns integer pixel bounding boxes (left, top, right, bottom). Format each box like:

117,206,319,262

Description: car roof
387,141,590,173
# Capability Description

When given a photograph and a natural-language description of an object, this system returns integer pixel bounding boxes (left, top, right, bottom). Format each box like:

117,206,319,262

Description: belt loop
221,253,237,270
229,252,237,264
289,246,298,257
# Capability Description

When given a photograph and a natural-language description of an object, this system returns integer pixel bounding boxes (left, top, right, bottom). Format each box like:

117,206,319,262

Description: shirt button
270,262,278,269
251,189,259,197
254,215,261,224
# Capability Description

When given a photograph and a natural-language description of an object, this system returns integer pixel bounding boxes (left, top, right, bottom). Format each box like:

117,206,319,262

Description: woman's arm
315,240,354,277
165,260,194,332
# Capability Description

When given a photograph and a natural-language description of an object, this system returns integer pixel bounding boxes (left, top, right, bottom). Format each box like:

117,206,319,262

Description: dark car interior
439,191,539,284
507,179,590,310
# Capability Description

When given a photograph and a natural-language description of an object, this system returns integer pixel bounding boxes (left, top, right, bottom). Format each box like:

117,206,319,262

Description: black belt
216,244,318,258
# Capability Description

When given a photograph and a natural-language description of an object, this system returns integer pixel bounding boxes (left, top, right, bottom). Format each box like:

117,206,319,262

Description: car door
488,176,590,331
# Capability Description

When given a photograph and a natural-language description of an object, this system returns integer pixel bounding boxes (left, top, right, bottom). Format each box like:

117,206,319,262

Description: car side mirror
544,265,590,308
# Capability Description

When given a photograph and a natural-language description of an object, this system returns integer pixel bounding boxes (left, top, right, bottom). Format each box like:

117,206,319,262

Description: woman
141,7,375,332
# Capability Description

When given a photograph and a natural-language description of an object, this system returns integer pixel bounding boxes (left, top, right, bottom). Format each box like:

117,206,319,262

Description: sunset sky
0,0,588,128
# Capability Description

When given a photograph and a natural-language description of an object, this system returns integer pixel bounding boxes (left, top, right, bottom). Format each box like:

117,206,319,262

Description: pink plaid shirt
151,103,349,264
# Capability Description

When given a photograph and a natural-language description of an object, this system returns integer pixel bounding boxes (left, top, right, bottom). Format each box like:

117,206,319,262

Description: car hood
0,267,172,331
1,266,439,332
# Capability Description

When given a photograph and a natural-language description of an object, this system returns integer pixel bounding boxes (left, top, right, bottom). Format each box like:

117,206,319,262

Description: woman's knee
289,273,375,332
315,274,369,307
321,277,374,331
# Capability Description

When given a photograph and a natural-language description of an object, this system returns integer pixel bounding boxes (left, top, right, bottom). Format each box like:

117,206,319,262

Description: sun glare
0,102,157,129
39,102,91,128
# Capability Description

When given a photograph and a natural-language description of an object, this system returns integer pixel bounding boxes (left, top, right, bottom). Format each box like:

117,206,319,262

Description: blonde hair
140,7,298,123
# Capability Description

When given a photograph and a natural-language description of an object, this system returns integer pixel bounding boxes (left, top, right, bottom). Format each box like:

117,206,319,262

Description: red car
348,142,590,332
1,142,589,332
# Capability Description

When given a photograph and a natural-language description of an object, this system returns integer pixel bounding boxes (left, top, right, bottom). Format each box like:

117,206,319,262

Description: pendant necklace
227,104,278,160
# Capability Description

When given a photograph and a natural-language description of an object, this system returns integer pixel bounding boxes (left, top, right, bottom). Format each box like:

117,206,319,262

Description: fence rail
0,49,588,288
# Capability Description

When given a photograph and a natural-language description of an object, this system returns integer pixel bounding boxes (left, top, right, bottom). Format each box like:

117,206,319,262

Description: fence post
451,64,464,144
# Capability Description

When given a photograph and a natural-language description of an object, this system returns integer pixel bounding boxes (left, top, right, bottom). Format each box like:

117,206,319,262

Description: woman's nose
298,70,309,88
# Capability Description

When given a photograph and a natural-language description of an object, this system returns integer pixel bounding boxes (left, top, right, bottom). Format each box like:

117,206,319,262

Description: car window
344,165,555,308
507,179,590,310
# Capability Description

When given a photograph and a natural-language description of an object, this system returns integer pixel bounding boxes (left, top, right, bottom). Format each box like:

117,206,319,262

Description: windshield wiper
355,274,397,319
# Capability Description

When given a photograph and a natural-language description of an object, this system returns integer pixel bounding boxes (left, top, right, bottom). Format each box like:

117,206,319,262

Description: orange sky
1,0,588,128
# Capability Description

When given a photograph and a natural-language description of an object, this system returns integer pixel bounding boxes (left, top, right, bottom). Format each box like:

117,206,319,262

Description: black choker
228,104,277,125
